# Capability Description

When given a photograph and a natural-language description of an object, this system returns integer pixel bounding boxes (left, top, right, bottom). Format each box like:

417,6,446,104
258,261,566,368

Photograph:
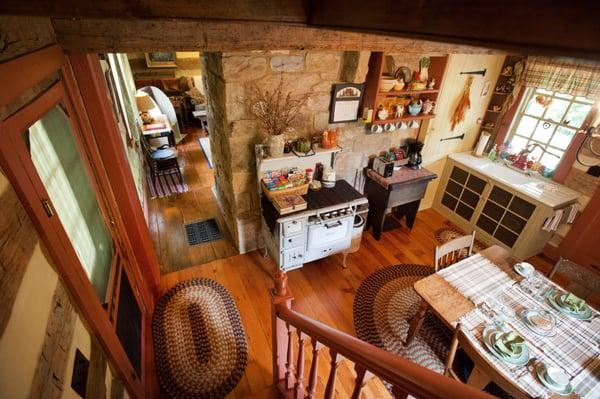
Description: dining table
409,245,600,399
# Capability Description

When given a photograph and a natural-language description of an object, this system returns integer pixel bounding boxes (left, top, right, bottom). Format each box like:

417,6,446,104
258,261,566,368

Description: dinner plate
521,309,556,336
394,66,412,84
536,363,573,396
513,262,534,278
547,291,593,320
482,326,530,366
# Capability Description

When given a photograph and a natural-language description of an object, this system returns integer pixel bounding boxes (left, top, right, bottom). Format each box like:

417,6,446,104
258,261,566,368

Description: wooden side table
365,167,437,240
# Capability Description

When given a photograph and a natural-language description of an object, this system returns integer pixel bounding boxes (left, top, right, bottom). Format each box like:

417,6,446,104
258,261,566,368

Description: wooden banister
271,271,495,399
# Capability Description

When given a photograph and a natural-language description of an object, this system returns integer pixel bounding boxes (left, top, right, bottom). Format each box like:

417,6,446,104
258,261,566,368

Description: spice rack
361,52,448,127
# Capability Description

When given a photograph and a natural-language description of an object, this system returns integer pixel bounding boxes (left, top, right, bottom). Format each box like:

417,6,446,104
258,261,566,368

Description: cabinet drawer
282,234,305,249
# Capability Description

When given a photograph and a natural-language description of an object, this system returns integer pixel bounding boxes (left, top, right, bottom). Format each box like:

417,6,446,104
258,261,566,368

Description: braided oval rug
153,278,248,399
353,264,451,373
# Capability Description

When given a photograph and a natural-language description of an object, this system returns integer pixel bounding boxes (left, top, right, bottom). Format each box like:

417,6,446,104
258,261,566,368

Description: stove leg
342,252,348,268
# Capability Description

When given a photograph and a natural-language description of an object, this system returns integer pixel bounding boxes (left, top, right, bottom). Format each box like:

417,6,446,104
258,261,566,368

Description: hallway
146,128,237,274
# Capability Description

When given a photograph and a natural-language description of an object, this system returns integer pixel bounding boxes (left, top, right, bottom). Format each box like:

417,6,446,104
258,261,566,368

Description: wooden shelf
371,113,436,125
378,89,439,97
493,91,509,95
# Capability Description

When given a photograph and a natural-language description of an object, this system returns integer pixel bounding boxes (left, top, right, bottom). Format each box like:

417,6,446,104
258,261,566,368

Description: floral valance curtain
522,57,600,99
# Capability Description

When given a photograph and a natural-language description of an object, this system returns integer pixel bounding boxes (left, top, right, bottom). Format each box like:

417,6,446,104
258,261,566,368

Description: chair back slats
435,232,476,271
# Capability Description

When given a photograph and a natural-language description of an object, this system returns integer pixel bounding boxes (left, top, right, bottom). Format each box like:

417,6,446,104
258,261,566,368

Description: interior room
0,5,599,399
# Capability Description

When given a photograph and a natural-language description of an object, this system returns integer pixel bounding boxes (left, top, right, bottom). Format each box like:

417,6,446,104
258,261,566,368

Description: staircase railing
271,271,494,399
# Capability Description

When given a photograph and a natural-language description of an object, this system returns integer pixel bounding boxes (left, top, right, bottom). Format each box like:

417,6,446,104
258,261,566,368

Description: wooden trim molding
0,44,64,108
67,53,161,299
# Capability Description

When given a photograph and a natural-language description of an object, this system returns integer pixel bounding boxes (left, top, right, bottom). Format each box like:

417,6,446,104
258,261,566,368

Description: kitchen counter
449,153,580,209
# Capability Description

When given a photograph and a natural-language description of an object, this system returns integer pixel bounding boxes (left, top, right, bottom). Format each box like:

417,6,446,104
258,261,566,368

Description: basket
261,181,309,200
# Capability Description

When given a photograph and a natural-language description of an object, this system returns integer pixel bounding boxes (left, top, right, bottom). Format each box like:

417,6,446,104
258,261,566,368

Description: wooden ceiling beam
52,17,501,54
308,0,600,59
0,0,308,23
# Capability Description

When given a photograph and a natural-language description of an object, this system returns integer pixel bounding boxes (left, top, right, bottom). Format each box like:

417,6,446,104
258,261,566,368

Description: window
506,88,594,169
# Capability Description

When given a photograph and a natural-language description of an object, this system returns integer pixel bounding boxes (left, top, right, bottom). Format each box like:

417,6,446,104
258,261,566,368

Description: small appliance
406,139,424,169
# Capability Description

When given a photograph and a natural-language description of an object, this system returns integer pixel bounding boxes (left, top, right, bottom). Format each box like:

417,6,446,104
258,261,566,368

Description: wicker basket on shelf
261,181,309,200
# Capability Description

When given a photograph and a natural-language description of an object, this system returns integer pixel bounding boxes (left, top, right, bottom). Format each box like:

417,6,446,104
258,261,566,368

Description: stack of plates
536,363,573,395
521,309,556,336
482,326,530,365
547,290,593,320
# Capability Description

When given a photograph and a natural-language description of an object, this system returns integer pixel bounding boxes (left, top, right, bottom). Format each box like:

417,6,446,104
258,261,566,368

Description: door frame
0,45,158,398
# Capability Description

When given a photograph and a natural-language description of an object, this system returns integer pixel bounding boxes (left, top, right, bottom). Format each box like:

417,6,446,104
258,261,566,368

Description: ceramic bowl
545,367,570,389
380,77,397,92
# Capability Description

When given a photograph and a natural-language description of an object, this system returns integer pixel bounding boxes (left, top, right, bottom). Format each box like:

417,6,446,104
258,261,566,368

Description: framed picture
145,52,177,68
329,83,365,123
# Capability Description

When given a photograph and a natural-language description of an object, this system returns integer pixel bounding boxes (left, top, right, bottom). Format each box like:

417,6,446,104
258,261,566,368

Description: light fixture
135,92,155,124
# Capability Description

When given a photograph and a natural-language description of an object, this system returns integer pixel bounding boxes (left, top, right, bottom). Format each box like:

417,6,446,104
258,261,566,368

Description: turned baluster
350,365,367,399
392,385,409,399
294,331,306,399
306,339,320,398
323,350,339,399
272,270,294,385
285,324,295,389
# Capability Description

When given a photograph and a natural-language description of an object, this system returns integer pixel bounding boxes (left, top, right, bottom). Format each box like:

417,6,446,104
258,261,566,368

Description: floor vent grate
184,219,222,246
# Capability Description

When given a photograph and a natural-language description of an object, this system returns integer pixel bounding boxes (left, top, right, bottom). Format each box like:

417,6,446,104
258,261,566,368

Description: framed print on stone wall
145,52,177,68
329,83,365,123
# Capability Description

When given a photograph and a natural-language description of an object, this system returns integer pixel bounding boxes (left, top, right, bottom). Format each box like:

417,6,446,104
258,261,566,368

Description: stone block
229,119,261,140
270,55,305,72
352,134,392,156
288,112,314,137
306,52,341,73
313,112,331,132
223,55,267,82
306,92,331,112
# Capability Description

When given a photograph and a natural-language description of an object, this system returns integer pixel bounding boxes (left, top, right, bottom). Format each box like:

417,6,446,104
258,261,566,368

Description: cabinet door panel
461,188,480,208
501,211,527,234
442,192,458,211
446,179,463,198
456,202,475,221
490,186,513,207
509,196,536,219
495,225,518,247
451,166,468,184
482,201,504,222
467,174,486,194
477,214,497,235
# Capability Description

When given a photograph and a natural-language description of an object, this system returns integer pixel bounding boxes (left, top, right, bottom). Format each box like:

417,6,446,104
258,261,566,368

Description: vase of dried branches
246,76,308,158
268,134,285,157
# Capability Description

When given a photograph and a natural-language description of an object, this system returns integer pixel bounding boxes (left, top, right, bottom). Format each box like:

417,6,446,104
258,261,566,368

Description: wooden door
560,187,600,272
0,50,149,397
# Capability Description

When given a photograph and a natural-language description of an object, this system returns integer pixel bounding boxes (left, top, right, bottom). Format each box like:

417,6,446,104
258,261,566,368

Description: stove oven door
305,216,353,262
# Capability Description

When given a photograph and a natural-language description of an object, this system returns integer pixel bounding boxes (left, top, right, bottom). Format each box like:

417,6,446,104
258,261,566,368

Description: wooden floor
160,208,554,398
147,128,237,274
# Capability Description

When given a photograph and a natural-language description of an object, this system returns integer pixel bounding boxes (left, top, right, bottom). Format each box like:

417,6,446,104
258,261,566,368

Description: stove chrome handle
324,221,343,229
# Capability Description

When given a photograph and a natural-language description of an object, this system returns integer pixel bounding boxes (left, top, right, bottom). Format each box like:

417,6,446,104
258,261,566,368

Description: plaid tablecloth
437,253,514,304
439,255,600,399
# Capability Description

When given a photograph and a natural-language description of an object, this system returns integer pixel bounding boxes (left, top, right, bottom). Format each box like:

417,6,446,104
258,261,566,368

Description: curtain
522,57,600,99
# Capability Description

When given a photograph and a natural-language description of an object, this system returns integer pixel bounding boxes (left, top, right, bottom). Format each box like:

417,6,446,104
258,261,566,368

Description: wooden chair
434,231,476,271
141,135,183,193
548,257,600,310
444,323,462,381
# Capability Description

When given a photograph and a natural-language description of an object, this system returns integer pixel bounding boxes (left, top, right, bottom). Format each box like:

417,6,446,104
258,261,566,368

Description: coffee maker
406,139,424,169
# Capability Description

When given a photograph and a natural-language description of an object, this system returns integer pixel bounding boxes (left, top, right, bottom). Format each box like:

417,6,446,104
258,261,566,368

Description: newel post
271,270,294,385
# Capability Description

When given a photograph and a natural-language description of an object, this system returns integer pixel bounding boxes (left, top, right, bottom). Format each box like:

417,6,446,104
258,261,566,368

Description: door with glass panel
2,81,129,325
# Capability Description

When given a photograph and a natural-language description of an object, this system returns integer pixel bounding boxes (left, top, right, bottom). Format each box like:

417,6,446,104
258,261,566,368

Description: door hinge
41,200,55,217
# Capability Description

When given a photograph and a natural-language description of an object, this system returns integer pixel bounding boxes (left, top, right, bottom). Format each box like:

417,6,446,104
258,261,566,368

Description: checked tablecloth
438,254,600,399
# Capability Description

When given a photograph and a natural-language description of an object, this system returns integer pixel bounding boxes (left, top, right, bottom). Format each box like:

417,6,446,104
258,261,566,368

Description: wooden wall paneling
0,84,144,399
0,16,56,63
308,0,600,59
28,280,77,398
51,18,504,54
0,186,39,338
67,54,161,300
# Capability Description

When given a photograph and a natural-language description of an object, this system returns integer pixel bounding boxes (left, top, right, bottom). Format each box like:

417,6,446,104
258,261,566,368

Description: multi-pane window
506,88,594,169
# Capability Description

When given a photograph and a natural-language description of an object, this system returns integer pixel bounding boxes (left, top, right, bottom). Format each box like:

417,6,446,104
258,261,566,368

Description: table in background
365,167,437,240
142,115,175,147
192,109,208,132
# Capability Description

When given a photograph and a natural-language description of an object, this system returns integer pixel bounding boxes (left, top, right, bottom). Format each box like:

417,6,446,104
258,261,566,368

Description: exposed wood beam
308,0,600,59
0,0,308,23
52,17,500,54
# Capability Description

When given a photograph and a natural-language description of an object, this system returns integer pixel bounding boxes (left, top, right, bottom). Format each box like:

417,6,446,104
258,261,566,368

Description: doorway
101,52,237,275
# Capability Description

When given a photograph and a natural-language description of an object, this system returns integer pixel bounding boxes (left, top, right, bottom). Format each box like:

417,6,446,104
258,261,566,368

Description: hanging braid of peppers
451,76,474,131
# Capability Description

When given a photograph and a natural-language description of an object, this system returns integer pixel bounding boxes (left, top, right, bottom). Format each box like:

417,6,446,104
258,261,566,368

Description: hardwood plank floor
159,208,555,398
147,128,238,274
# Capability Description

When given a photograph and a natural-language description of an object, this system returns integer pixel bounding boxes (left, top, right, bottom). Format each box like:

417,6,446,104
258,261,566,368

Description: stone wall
204,50,429,252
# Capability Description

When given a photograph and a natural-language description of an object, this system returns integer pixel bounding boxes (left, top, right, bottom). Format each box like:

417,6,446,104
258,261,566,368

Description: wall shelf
377,89,440,97
370,113,436,125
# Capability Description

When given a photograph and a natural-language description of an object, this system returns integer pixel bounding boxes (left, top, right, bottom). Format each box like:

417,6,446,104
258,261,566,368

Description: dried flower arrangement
247,76,308,138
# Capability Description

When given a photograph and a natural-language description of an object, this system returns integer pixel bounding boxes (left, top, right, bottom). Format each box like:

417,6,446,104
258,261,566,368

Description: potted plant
247,78,308,157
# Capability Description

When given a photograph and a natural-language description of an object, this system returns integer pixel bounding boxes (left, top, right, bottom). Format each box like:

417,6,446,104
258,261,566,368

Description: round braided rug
353,264,451,373
434,225,488,253
153,278,247,399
